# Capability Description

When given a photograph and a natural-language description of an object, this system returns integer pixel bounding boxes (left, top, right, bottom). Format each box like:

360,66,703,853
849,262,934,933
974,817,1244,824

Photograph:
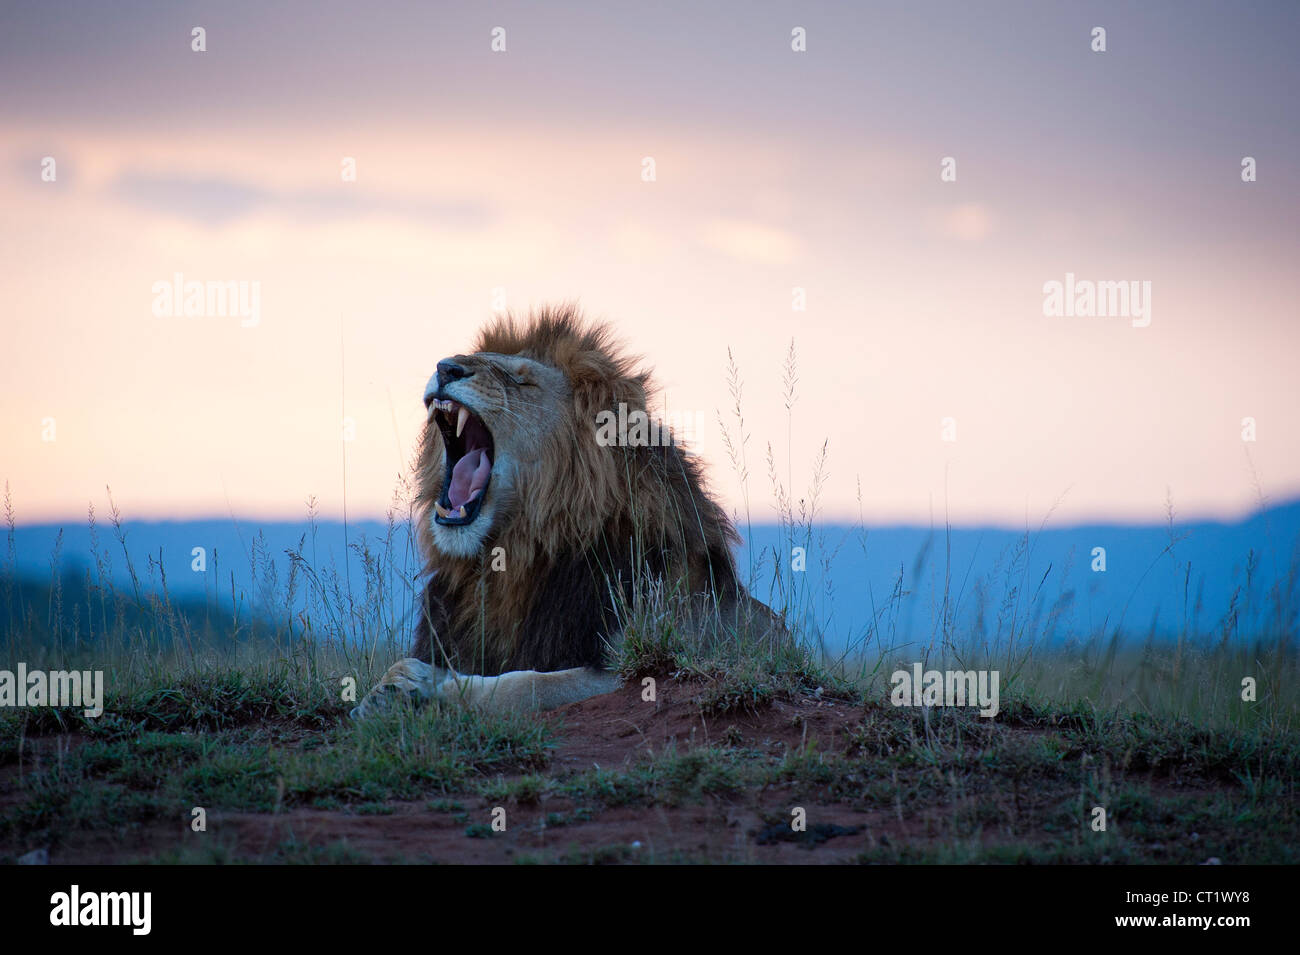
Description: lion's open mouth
429,399,494,526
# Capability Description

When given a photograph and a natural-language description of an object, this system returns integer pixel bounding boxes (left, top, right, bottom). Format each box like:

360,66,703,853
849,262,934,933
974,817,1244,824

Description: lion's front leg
436,666,622,713
351,661,622,719
351,658,450,720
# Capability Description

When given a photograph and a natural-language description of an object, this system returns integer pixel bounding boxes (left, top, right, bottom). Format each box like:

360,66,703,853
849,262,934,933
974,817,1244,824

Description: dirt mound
548,677,862,770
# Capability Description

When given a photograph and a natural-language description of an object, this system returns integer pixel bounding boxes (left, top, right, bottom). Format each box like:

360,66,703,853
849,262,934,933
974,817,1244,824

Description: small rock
1201,857,1222,866
18,848,49,865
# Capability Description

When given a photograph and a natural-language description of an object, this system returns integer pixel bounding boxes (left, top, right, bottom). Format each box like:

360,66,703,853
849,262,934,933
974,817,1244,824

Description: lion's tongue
448,448,491,509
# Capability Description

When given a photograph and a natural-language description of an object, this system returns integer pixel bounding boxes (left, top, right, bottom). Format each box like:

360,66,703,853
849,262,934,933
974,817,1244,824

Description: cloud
699,217,802,264
107,171,494,229
111,173,265,225
935,202,995,241
11,150,75,187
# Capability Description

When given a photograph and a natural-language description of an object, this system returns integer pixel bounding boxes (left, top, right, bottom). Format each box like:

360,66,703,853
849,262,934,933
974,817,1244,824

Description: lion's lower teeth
436,501,474,520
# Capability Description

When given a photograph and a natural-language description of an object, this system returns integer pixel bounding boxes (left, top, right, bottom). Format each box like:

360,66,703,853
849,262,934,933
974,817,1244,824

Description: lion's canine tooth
457,505,467,518
435,502,451,518
456,406,469,438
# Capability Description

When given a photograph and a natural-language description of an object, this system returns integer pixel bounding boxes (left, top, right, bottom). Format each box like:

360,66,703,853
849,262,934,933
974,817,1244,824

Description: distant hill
5,502,1298,649
0,567,269,653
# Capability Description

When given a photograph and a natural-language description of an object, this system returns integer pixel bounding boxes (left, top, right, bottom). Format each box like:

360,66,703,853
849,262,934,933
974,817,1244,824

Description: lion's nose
436,359,472,390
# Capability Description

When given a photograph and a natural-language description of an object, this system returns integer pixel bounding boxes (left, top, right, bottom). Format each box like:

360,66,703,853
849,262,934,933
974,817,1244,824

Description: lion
352,304,784,718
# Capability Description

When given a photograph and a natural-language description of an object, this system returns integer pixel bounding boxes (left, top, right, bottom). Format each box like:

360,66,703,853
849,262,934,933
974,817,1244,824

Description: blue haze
6,501,1298,651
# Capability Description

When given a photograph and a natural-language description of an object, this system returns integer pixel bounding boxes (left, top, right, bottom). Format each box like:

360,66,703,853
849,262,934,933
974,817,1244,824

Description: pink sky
2,1,1297,527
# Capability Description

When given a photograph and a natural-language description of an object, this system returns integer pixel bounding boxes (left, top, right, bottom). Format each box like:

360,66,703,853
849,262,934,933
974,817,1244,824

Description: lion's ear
566,350,647,416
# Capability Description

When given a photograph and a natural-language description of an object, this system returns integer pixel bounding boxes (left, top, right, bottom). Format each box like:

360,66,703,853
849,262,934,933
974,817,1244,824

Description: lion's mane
411,305,743,675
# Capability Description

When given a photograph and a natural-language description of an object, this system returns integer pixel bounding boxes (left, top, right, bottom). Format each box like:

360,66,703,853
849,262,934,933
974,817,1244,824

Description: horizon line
9,495,1300,536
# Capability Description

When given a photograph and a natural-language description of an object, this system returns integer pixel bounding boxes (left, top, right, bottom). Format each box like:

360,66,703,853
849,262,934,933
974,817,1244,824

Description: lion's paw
350,659,450,720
